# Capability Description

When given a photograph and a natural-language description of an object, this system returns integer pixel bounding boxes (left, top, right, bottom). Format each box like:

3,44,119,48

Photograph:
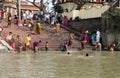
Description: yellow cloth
37,23,42,30
25,36,31,46
36,23,42,34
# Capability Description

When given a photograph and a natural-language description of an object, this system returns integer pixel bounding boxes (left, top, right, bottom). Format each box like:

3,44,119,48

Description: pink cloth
63,17,68,26
0,37,2,40
10,42,15,49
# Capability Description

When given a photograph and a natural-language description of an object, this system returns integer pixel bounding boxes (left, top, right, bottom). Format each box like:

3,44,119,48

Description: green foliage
0,0,5,10
54,5,63,13
52,0,56,5
108,9,120,31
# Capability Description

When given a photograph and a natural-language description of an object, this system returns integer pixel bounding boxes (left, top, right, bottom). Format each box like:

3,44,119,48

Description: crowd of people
0,9,116,54
4,32,42,53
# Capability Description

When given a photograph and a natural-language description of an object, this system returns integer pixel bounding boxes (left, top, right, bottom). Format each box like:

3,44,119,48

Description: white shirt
96,31,100,37
96,31,100,42
23,13,27,20
0,28,2,31
6,34,13,41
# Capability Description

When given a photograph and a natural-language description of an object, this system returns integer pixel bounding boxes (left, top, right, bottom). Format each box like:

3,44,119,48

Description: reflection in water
0,51,120,78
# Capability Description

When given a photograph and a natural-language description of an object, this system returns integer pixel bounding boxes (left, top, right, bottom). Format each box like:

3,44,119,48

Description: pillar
18,0,22,26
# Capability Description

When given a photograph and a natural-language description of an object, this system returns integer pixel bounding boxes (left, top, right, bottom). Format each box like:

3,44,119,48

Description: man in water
33,40,41,53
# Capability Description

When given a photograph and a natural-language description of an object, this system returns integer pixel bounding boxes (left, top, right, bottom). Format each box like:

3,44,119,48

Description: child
108,42,115,52
10,35,16,51
56,22,60,33
65,42,70,54
45,41,48,52
7,16,12,27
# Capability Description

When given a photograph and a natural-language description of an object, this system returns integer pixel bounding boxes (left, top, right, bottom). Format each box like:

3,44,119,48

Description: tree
108,9,120,32
26,0,59,13
55,0,89,11
26,0,47,13
76,0,86,10
16,0,19,16
107,9,120,44
0,0,5,10
54,5,63,13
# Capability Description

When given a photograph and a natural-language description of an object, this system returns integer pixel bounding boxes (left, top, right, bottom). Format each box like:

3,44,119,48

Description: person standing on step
68,33,74,50
16,35,23,53
36,22,42,35
55,21,60,33
7,12,12,27
80,31,89,49
25,34,31,51
0,26,3,36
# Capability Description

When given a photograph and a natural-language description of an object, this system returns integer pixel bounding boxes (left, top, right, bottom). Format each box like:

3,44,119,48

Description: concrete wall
63,3,110,19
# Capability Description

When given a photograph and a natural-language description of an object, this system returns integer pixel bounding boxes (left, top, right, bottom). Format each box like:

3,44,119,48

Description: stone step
0,44,11,53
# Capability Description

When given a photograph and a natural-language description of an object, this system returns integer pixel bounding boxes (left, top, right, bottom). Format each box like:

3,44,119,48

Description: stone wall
68,18,102,33
67,16,120,50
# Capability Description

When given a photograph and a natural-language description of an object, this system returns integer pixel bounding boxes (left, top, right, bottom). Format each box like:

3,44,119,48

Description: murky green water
0,51,120,78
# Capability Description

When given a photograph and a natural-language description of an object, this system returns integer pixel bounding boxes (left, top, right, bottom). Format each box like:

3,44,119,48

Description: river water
0,51,120,78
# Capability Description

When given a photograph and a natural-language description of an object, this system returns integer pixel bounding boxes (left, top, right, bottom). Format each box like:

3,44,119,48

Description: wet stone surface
0,51,120,78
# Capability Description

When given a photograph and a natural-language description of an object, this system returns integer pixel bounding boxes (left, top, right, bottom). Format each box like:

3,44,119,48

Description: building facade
58,0,107,4
3,0,39,16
